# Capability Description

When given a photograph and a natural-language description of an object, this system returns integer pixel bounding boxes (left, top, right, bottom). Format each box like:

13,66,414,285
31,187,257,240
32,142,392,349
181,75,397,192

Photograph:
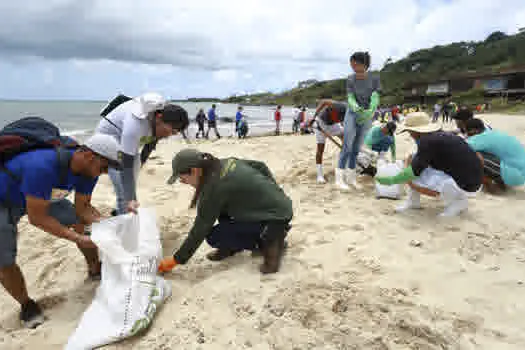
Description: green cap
166,149,203,184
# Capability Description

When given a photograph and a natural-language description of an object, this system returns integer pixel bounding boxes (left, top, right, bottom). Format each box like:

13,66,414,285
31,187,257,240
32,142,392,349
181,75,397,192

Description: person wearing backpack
0,129,122,329
95,92,189,216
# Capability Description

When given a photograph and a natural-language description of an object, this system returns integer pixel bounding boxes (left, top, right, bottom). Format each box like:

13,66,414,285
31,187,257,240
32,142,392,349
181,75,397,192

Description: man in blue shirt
465,118,525,193
0,133,121,328
235,106,244,135
206,104,221,139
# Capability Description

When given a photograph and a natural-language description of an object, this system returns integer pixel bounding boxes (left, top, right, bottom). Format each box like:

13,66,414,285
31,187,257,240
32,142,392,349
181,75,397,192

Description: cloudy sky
0,0,524,100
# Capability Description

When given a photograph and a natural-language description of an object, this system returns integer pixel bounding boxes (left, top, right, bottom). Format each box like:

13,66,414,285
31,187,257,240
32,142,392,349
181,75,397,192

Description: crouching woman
158,149,293,274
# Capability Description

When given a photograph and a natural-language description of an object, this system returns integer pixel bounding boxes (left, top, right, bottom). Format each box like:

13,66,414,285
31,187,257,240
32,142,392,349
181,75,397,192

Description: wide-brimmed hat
398,112,441,134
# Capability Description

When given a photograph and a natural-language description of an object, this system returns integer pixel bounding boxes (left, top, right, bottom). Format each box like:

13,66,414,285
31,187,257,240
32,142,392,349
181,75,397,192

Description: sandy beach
1,113,525,349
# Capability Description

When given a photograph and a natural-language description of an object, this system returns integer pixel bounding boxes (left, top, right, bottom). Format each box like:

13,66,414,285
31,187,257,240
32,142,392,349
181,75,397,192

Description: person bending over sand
364,121,397,162
158,149,293,274
465,118,525,194
0,133,121,328
310,99,346,183
96,92,189,216
375,112,482,217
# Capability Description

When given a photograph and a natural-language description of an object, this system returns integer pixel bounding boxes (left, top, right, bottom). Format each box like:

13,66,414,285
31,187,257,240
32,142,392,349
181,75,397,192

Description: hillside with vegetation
218,30,525,108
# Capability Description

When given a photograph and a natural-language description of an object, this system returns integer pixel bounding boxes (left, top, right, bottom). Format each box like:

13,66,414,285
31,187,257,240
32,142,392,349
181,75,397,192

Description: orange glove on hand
158,256,177,273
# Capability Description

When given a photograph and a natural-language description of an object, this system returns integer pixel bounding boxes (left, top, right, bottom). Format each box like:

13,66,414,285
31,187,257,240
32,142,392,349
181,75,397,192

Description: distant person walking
391,105,400,122
196,108,207,139
235,106,244,134
206,104,221,139
292,106,301,133
433,103,441,123
274,105,282,135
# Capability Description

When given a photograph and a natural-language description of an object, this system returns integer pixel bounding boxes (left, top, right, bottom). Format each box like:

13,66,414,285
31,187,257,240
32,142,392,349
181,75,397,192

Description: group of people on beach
0,93,292,328
1,50,525,331
309,52,525,219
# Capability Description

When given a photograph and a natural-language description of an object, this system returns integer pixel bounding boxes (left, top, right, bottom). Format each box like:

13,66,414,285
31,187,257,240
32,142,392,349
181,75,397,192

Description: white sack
375,159,404,199
66,208,171,350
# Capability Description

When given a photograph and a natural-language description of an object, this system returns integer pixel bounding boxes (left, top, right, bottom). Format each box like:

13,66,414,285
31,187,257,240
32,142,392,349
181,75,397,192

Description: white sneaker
345,168,361,190
395,189,422,212
439,198,468,217
335,168,349,190
316,175,326,184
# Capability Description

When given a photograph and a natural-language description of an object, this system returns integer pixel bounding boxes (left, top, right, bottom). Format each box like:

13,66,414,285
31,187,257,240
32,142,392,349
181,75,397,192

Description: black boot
206,249,239,261
259,222,289,274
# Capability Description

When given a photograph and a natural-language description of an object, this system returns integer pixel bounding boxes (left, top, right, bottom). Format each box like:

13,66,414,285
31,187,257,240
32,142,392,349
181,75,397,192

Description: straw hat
398,112,441,134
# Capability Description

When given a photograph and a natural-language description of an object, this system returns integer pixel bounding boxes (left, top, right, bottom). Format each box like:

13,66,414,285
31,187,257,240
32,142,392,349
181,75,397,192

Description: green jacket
174,158,293,264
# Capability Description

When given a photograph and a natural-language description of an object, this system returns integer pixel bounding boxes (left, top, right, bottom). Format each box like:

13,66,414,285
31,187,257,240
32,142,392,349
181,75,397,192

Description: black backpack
0,117,77,185
99,94,132,132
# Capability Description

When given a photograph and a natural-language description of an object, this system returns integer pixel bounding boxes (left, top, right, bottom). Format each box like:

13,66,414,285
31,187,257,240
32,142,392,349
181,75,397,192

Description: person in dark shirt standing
158,149,293,274
205,104,221,139
195,108,207,139
376,112,482,217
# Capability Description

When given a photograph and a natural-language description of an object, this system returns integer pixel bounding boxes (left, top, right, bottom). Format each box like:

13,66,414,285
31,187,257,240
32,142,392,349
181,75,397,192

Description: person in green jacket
364,121,397,161
158,149,293,274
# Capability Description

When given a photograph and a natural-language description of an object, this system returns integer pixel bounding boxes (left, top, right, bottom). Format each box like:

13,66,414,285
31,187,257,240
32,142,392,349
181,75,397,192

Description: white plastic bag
356,148,377,174
66,208,171,350
375,159,404,199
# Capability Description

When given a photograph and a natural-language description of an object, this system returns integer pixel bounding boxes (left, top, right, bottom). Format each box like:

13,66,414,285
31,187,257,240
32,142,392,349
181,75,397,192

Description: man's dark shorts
480,151,504,185
0,199,79,268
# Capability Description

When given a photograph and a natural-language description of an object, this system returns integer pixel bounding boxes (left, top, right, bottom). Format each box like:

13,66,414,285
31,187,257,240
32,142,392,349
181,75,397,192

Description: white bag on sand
66,208,171,350
375,159,404,199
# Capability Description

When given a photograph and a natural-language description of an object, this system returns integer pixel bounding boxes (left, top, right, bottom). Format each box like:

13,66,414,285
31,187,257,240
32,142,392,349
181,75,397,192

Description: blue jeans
338,110,372,169
108,158,140,215
371,137,393,153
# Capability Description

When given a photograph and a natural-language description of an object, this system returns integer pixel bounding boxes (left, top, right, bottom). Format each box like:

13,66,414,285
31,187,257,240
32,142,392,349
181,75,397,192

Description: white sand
1,113,525,349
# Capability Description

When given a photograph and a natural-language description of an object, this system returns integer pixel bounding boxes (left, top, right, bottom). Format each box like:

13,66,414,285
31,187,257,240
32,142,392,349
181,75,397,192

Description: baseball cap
166,149,204,184
132,92,167,119
83,133,122,170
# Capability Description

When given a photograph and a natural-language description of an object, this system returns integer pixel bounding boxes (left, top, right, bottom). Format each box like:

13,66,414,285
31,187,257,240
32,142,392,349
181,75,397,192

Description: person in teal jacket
465,118,525,193
364,122,397,161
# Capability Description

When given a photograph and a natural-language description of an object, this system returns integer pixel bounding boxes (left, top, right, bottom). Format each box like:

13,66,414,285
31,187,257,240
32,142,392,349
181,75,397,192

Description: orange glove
158,256,177,273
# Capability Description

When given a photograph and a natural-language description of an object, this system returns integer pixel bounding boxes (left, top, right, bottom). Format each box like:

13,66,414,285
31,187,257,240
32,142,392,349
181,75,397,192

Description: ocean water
0,100,303,140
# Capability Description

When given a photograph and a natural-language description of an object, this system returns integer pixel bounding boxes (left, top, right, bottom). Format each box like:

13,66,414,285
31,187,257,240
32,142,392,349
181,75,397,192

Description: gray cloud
0,1,228,69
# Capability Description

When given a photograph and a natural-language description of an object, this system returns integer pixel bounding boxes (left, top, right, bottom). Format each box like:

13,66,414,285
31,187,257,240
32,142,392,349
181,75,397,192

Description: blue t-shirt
236,111,243,122
467,130,525,186
208,108,216,122
0,149,98,210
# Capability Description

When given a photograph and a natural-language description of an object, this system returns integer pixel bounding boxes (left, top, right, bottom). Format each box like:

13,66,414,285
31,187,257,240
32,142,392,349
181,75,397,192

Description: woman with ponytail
158,149,293,274
336,52,381,190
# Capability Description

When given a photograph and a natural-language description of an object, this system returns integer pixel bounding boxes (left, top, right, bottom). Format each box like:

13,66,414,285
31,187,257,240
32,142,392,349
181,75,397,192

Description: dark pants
196,122,205,138
206,121,221,139
371,138,393,154
205,217,289,252
480,151,504,185
0,199,78,267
